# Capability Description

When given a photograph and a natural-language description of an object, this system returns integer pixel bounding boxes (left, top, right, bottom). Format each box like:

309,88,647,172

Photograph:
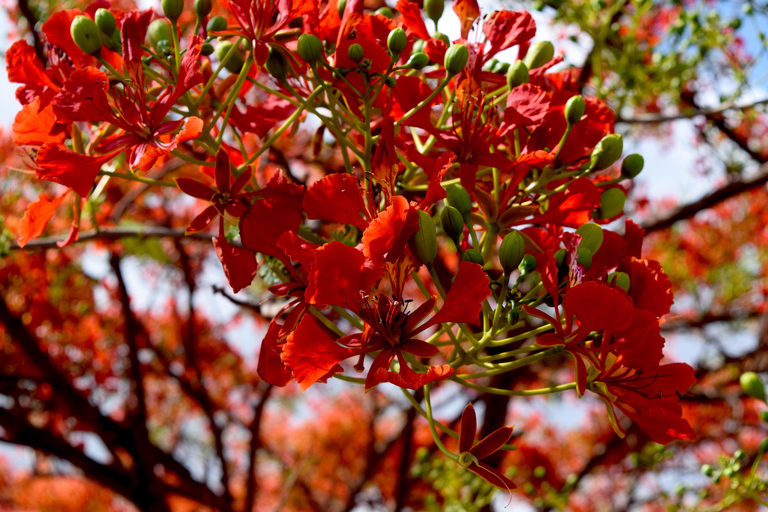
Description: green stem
452,378,576,396
98,170,176,187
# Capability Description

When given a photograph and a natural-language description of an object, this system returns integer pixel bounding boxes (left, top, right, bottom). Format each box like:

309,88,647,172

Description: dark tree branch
617,98,768,124
245,385,273,512
17,0,45,63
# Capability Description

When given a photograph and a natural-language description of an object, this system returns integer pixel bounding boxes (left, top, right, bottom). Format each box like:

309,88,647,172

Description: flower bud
441,206,464,241
575,223,603,255
576,248,592,270
761,410,768,422
207,15,227,33
194,0,213,18
499,231,525,274
348,43,364,63
376,6,394,18
608,271,630,292
740,371,766,401
735,449,745,460
565,95,585,126
506,61,529,88
95,9,116,35
388,28,407,56
507,306,519,325
444,44,469,75
590,133,623,171
462,249,483,265
413,39,426,53
520,253,537,274
297,33,323,64
71,15,103,55
162,0,184,22
621,153,644,179
384,76,397,87
405,52,430,69
493,61,509,74
265,45,288,80
337,0,347,18
411,210,438,264
444,184,472,216
761,438,768,453
424,0,444,24
595,187,626,220
215,41,245,73
523,41,554,70
433,32,450,46
148,19,173,50
701,464,714,477
201,42,214,56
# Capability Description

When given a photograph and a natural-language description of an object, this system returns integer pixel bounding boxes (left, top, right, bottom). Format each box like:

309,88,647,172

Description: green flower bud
384,76,397,87
71,15,103,55
523,41,554,70
462,249,484,265
576,248,592,270
148,19,173,50
761,438,768,453
596,187,626,220
701,464,714,477
424,0,445,24
348,43,364,63
376,6,394,18
520,253,537,274
155,39,173,56
734,449,745,460
100,30,120,52
493,61,509,74
337,0,347,18
565,95,586,126
265,45,288,80
200,42,214,56
575,223,603,255
411,210,438,264
388,28,407,55
297,33,323,64
506,60,529,88
485,58,498,72
207,15,227,33
590,133,624,171
215,41,245,73
740,371,766,401
162,0,184,22
405,52,430,69
413,39,426,53
761,410,768,422
433,32,450,46
621,153,644,179
554,249,567,274
444,43,469,75
533,466,547,479
441,206,464,241
444,184,472,216
194,0,213,18
507,306,519,325
95,9,116,35
499,231,525,274
608,271,630,292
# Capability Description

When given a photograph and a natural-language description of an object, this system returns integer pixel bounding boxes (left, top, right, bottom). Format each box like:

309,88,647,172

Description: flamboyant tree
0,0,767,510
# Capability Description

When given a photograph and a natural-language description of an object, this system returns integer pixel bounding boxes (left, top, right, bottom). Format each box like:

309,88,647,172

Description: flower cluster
7,0,695,490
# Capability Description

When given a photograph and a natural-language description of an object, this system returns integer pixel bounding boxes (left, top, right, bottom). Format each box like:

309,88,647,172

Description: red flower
457,403,517,491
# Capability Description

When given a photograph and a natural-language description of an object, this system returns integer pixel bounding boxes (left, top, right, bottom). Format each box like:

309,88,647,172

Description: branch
17,0,44,63
617,98,768,124
245,385,273,512
661,309,763,331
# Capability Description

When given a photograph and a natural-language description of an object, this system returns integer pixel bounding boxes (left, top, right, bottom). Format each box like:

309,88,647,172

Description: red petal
629,259,674,318
453,0,480,39
136,117,204,172
214,148,231,193
303,173,368,230
186,206,219,233
6,40,57,91
13,98,65,146
564,281,633,334
468,462,517,491
395,0,431,40
119,10,154,63
471,426,514,460
277,231,319,270
305,242,383,311
36,144,114,197
503,84,551,129
53,66,113,124
239,180,304,262
362,195,420,265
400,339,440,358
175,178,216,201
630,406,696,445
531,178,601,228
373,360,453,390
419,262,491,331
459,403,477,453
42,10,92,68
257,321,293,387
17,192,67,248
230,97,297,138
483,10,536,57
213,233,257,293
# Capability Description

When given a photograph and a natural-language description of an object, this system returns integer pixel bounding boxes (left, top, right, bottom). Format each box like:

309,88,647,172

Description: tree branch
617,98,768,124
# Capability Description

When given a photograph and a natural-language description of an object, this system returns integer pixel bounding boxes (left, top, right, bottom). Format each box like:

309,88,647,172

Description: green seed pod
575,223,603,255
348,43,364,63
148,19,173,49
215,41,245,73
405,52,430,69
388,28,407,56
565,95,586,126
506,60,529,88
162,0,184,22
200,42,214,56
297,33,323,64
462,249,484,265
375,6,394,18
265,46,288,80
411,210,438,264
433,32,450,46
444,184,472,216
71,15,103,55
596,187,626,220
576,248,592,270
523,41,554,70
520,253,537,274
590,133,624,171
207,15,227,33
621,153,644,179
424,0,444,24
499,231,525,274
608,271,630,292
444,44,469,75
337,0,347,18
194,0,213,19
441,206,464,241
740,371,766,401
95,8,116,35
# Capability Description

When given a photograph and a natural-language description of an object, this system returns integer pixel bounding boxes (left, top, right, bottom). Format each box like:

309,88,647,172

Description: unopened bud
565,95,586,126
433,32,450,46
162,0,184,21
554,249,566,269
576,248,592,270
740,371,766,401
621,154,644,179
506,61,529,88
337,0,347,18
520,254,537,274
297,33,323,64
194,0,212,18
444,44,469,75
499,231,525,274
608,271,630,292
265,45,288,80
701,464,714,477
405,52,430,69
761,410,768,422
595,187,626,220
348,43,364,63
441,206,464,241
201,42,214,56
462,249,483,265
207,16,227,33
424,0,445,24
523,41,554,70
384,76,397,87
411,210,438,264
388,28,407,55
148,19,173,50
493,61,509,74
590,133,623,171
95,9,116,35
575,223,603,255
376,6,394,18
215,41,245,73
445,184,472,216
71,15,103,55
